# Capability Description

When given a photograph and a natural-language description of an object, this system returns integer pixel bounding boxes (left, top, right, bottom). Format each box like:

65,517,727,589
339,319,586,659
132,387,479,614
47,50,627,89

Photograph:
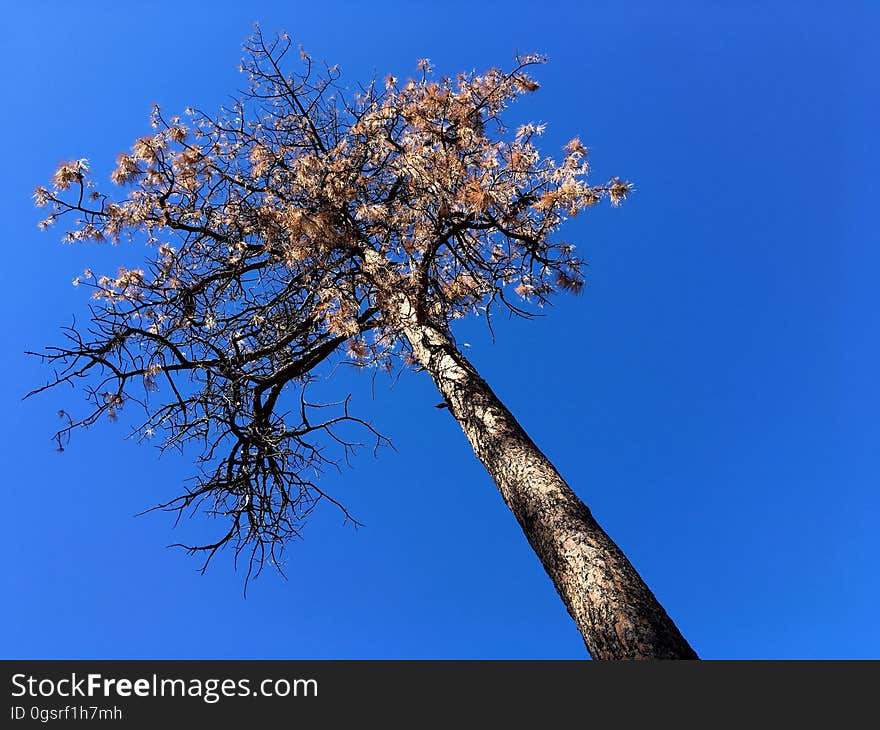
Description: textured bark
400,317,698,659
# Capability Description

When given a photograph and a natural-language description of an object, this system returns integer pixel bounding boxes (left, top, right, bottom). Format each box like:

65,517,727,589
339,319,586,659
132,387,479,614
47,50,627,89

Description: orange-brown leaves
249,144,272,177
608,177,633,206
513,74,540,93
132,136,162,164
441,272,482,303
168,125,188,143
38,32,629,368
171,147,205,190
30,30,637,580
33,186,50,207
461,179,495,213
111,154,142,186
52,159,88,190
319,298,360,337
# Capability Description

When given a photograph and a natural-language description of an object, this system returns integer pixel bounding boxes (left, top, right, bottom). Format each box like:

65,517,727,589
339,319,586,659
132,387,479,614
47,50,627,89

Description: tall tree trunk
401,319,698,660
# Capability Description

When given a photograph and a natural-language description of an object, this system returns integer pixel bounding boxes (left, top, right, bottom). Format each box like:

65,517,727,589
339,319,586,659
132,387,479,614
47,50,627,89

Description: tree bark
401,318,698,660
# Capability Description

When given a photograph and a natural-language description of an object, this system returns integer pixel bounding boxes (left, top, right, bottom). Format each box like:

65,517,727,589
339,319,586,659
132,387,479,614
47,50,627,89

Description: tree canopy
30,28,630,581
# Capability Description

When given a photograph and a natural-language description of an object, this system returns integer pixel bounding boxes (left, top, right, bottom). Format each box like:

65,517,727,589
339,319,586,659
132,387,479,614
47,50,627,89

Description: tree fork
403,320,697,659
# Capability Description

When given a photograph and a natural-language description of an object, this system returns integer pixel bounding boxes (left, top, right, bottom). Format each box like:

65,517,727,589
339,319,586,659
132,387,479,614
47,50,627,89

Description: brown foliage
29,28,629,580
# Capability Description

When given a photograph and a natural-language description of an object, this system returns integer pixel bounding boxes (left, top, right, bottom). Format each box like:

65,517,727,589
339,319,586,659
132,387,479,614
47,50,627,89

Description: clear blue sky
2,1,877,659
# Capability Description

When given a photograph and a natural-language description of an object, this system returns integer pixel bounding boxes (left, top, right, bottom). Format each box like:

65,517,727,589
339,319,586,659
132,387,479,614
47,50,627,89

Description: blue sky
2,1,877,659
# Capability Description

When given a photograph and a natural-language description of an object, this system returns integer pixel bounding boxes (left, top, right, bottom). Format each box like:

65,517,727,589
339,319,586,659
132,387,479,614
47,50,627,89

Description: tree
29,29,697,659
